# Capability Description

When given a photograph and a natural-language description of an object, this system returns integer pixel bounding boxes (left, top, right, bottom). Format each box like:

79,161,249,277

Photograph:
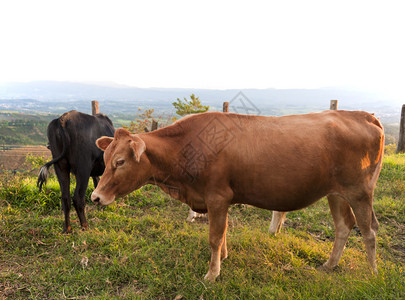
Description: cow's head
91,128,150,206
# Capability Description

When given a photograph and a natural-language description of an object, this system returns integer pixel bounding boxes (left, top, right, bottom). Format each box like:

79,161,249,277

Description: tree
172,94,209,116
122,108,156,134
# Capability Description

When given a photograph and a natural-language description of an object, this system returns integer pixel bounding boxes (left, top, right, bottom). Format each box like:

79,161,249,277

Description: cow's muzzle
91,196,100,205
91,192,101,205
91,191,114,206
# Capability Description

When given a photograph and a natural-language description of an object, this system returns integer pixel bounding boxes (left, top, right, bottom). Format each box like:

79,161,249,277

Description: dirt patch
0,145,51,172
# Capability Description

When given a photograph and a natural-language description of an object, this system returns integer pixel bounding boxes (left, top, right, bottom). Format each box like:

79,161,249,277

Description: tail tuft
37,164,50,191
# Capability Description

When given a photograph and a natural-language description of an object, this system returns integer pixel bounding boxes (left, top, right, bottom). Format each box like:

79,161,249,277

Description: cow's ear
130,136,146,163
96,136,114,150
114,128,131,138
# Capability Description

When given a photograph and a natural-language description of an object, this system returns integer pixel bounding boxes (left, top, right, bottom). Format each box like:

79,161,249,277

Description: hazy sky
0,0,404,99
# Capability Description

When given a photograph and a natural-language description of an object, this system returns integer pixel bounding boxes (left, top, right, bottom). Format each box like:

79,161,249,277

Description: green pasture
0,153,404,299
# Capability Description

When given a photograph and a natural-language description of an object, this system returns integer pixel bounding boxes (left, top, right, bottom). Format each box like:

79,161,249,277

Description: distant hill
0,81,403,123
0,112,55,145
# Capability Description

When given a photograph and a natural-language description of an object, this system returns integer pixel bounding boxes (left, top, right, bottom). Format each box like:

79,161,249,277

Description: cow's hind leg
73,171,90,230
269,211,287,234
54,163,71,233
322,194,356,271
350,194,379,273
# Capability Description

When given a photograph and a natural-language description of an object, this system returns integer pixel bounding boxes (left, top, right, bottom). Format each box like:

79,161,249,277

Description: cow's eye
116,159,125,167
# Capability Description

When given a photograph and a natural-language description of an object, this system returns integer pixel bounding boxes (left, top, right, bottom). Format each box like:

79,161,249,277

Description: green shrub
0,175,60,212
25,154,47,170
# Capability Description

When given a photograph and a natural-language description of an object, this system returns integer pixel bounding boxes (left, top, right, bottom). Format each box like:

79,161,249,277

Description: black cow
37,110,115,233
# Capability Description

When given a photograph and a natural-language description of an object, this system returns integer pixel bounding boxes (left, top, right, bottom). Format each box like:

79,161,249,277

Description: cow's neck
140,131,186,201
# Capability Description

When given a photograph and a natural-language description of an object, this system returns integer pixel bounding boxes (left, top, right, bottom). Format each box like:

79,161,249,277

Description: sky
0,0,404,99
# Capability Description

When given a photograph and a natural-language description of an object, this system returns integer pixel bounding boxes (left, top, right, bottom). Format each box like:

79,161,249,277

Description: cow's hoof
220,250,228,261
204,271,219,282
63,226,72,234
317,264,334,272
81,224,89,231
371,267,378,275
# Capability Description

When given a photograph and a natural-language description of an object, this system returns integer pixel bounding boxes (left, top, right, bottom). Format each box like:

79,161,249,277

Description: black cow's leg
92,176,100,189
54,163,72,233
73,172,90,230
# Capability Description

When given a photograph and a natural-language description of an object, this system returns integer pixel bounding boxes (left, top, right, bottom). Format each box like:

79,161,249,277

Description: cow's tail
367,113,385,187
37,120,68,191
368,113,384,163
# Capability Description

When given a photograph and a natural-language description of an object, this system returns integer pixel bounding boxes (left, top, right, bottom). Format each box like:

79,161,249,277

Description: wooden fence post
92,100,99,115
223,102,229,113
151,120,158,131
396,104,405,153
145,120,159,132
330,100,338,110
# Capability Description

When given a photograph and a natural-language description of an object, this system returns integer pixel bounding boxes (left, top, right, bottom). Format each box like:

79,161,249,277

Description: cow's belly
229,168,331,211
232,188,327,211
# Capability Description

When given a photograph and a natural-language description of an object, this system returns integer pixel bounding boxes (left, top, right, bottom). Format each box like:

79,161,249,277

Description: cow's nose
91,192,101,205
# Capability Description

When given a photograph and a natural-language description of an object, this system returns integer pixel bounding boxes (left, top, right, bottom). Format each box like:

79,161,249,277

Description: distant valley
0,81,402,145
0,81,403,123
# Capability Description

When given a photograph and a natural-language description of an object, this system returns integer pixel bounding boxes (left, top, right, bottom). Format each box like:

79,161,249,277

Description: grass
0,154,404,299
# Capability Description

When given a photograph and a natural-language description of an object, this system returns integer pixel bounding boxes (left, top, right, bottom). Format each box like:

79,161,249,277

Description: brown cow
91,110,384,281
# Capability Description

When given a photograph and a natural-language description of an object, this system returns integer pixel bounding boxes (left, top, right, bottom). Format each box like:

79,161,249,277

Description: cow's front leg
221,233,228,261
204,204,229,282
92,176,100,189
